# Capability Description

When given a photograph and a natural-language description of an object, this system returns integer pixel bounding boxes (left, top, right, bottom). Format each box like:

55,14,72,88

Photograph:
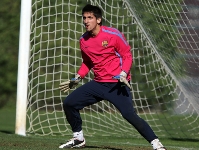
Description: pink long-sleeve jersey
77,26,133,82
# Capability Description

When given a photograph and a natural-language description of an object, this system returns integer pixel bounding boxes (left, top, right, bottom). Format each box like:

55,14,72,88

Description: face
83,12,101,35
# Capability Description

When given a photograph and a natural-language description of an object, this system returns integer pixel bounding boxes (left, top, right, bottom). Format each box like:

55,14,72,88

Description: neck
89,25,101,37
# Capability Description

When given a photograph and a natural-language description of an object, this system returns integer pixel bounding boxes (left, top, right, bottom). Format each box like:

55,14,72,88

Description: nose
84,18,88,24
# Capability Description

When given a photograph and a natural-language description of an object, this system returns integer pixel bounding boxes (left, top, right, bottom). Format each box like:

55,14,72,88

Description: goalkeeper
59,4,166,150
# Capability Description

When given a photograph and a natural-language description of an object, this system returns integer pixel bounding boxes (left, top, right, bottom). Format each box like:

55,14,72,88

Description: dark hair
82,4,102,25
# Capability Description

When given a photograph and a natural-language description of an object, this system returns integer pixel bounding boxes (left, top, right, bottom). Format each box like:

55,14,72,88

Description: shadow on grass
85,145,122,150
169,138,199,142
59,143,122,150
0,130,14,134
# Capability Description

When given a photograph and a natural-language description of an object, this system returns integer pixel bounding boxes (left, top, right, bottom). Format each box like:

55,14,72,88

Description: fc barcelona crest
102,40,108,47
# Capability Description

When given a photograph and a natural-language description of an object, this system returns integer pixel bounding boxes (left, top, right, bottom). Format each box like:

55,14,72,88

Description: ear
97,18,102,24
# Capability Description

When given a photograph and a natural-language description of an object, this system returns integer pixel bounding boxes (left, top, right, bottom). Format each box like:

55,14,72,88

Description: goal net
26,0,199,139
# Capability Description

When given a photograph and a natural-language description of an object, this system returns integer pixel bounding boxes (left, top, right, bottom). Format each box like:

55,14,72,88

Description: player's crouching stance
59,4,166,150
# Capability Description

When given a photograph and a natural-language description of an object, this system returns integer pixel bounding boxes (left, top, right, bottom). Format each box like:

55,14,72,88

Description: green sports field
0,108,199,150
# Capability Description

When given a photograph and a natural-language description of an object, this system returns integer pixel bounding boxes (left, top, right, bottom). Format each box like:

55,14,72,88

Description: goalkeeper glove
113,71,131,89
59,74,81,93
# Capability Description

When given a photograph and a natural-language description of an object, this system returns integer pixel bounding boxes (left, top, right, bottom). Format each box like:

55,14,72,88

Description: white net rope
27,0,199,139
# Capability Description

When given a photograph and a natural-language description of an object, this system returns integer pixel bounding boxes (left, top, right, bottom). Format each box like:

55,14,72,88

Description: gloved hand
113,71,131,89
59,74,81,93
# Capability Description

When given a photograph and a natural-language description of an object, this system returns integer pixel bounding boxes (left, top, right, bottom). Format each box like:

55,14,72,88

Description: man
59,4,166,150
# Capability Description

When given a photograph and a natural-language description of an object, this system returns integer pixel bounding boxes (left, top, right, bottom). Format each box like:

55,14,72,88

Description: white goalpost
15,0,32,136
16,0,199,139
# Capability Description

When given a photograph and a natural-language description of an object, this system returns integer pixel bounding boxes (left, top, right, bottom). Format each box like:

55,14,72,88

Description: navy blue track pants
63,80,157,142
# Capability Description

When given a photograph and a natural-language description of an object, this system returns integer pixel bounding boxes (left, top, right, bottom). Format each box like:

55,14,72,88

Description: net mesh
27,0,199,139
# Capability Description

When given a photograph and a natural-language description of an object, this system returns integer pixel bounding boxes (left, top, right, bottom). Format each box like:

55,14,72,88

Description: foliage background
0,1,20,108
0,0,182,109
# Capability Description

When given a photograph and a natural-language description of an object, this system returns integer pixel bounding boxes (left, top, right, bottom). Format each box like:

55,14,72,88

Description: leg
103,82,158,142
60,81,104,148
63,80,103,132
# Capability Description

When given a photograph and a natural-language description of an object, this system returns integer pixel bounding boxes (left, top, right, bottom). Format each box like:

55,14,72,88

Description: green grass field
0,107,199,150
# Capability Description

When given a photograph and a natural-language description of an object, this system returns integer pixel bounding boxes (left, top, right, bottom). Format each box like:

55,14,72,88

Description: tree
0,1,20,108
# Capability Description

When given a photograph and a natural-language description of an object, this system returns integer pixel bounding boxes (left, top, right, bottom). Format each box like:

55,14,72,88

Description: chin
86,28,92,32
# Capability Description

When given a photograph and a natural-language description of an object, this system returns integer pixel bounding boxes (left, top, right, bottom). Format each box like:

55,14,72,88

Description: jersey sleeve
115,32,133,74
77,50,92,78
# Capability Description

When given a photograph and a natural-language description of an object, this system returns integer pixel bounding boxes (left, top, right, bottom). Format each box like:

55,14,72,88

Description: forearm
77,62,91,78
115,36,133,73
121,53,133,74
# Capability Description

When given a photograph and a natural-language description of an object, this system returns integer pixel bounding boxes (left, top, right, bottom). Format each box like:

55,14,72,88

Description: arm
113,31,133,89
59,50,92,93
77,50,92,78
115,32,133,74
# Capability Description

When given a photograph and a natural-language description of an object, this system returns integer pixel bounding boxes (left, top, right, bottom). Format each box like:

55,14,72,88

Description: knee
122,110,137,119
122,110,141,123
63,97,74,109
